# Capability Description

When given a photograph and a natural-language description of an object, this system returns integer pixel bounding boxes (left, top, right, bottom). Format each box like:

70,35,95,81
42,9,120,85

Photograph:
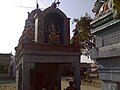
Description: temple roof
28,8,42,19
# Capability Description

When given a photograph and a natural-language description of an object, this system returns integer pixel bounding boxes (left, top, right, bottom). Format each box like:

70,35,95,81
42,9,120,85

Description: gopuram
90,0,120,90
15,1,81,90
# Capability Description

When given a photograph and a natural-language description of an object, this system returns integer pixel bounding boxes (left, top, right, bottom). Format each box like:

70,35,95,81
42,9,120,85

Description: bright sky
0,0,95,58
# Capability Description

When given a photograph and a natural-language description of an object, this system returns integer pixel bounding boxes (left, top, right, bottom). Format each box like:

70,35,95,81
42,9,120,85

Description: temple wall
90,2,120,89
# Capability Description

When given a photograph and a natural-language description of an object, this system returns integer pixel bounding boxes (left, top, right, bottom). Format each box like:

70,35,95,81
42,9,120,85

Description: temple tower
90,0,120,90
15,2,81,90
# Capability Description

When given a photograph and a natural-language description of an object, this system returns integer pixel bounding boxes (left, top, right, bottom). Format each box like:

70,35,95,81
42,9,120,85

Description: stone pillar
90,6,120,90
72,62,80,90
22,63,29,90
16,67,18,90
16,64,21,90
57,66,61,90
96,58,120,90
17,64,22,90
22,62,35,90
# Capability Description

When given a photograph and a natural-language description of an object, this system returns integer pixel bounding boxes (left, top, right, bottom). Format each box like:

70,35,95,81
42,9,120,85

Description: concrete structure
0,53,11,79
90,0,120,90
16,2,81,90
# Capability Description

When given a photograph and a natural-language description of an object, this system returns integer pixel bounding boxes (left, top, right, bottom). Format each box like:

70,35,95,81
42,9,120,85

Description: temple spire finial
51,0,60,9
36,0,39,9
56,0,60,7
36,3,39,9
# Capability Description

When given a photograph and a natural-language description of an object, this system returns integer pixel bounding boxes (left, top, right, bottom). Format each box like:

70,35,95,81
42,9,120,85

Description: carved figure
92,0,104,15
92,0,112,15
45,22,60,44
99,0,110,13
108,0,112,10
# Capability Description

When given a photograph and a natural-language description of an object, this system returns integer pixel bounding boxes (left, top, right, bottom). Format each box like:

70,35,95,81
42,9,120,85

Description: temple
15,1,81,90
90,0,120,89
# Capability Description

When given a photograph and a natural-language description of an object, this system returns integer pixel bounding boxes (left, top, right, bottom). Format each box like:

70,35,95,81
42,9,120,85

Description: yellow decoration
113,0,120,9
112,0,120,18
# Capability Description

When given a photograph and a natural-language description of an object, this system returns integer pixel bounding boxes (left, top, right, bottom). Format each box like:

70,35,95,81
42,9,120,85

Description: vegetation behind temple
71,13,95,51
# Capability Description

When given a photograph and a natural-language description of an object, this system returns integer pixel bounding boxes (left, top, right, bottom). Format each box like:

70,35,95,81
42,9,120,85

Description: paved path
81,85,101,90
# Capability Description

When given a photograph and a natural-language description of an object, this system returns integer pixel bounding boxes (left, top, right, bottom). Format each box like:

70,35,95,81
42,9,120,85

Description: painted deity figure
100,0,112,12
45,22,60,44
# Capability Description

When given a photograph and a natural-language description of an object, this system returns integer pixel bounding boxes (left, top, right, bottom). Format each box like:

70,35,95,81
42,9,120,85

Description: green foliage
72,13,94,50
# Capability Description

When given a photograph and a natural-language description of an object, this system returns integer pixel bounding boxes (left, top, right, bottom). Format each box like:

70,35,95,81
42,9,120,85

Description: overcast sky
0,0,95,56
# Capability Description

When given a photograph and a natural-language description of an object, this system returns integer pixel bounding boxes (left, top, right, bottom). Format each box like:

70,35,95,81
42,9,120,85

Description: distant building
0,53,12,79
80,62,98,80
80,62,97,72
10,56,16,79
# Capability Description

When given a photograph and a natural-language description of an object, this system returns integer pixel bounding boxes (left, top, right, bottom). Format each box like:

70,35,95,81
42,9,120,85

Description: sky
0,0,95,62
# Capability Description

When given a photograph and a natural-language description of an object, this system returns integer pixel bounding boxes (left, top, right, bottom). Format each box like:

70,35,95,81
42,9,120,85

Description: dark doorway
30,63,61,90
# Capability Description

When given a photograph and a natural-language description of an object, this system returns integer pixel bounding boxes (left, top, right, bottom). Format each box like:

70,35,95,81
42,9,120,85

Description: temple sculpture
15,1,81,90
90,0,120,90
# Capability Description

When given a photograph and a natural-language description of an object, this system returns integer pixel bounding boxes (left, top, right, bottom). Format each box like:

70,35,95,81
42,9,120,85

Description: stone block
99,43,120,58
90,48,99,59
96,36,103,47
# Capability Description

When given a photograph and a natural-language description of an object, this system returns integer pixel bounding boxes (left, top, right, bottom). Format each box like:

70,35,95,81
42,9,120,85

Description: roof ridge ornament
36,0,39,9
56,0,60,7
36,3,39,9
51,0,60,9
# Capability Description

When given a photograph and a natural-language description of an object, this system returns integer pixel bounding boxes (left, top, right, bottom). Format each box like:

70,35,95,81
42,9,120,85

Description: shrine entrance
30,63,61,90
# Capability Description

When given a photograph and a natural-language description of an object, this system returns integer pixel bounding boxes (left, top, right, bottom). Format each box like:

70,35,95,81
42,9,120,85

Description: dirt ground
61,79,101,90
0,79,101,90
81,85,101,90
0,82,16,90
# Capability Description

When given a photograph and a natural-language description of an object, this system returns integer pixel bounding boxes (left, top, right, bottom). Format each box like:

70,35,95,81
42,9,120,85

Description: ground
61,78,101,90
81,79,101,88
0,78,101,90
0,81,16,90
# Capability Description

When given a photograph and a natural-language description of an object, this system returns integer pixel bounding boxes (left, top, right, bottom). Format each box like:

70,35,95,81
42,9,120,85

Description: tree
72,13,95,55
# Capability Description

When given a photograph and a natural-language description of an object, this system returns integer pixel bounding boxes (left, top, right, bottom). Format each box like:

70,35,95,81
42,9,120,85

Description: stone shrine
15,2,81,90
90,0,120,90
